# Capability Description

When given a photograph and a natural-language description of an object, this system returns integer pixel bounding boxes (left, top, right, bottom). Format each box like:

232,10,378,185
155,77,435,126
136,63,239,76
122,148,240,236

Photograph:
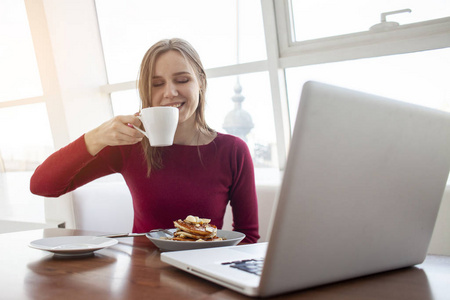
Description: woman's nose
163,82,178,99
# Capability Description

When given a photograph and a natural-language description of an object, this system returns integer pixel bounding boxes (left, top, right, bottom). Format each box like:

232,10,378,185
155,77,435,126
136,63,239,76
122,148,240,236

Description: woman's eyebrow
152,71,192,79
173,71,192,76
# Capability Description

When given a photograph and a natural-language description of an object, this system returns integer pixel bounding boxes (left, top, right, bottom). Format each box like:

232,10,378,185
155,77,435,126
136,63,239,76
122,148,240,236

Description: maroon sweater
30,132,260,243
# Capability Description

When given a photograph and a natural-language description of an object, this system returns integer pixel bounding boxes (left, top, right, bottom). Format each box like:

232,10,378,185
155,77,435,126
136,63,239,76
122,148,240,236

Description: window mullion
25,0,71,150
0,96,45,109
261,0,291,171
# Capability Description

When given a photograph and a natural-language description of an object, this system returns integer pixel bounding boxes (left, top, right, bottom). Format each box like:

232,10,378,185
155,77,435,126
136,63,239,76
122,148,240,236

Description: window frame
275,0,450,67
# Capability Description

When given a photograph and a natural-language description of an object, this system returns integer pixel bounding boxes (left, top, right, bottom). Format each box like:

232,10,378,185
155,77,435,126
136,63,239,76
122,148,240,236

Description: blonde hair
138,38,214,175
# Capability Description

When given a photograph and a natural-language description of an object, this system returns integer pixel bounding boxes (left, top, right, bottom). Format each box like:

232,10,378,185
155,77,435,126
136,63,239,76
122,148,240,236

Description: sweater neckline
172,132,220,147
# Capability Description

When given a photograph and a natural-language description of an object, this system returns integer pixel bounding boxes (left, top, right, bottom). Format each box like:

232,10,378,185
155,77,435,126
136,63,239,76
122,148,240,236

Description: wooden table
2,228,449,299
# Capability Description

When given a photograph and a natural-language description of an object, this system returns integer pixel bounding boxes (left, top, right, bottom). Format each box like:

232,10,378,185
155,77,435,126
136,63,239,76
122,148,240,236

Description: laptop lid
258,81,450,296
161,81,450,297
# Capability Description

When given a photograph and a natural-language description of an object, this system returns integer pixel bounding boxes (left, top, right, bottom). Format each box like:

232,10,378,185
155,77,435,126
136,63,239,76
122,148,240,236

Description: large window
0,104,53,172
96,0,450,181
206,72,278,168
285,48,450,126
0,0,42,102
95,0,279,170
95,0,267,84
0,1,52,172
280,0,450,184
0,0,52,223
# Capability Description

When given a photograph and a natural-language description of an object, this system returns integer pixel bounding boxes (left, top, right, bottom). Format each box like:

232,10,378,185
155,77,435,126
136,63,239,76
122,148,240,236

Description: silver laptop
161,81,450,297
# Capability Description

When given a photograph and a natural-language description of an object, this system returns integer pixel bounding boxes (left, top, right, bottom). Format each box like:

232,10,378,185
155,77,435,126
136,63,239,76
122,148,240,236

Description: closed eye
176,77,189,84
152,80,165,87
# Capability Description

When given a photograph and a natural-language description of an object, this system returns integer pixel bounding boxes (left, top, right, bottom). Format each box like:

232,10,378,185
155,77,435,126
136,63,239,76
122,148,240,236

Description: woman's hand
84,115,144,156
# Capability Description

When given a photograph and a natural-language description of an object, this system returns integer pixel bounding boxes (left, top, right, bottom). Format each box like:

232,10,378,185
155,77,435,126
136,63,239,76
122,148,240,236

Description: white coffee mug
133,107,179,146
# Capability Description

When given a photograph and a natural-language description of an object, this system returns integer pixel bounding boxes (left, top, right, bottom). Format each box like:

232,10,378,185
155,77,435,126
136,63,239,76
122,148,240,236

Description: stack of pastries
170,215,223,242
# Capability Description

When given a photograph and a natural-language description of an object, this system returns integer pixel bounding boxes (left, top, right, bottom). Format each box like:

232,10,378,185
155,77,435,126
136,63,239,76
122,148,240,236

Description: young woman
30,38,260,243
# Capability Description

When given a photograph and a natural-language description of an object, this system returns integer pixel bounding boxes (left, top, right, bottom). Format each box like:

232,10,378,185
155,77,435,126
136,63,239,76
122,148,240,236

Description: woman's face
151,50,200,126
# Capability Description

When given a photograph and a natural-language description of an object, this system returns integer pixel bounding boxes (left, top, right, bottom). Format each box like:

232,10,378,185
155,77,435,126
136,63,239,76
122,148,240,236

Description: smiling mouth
168,103,183,108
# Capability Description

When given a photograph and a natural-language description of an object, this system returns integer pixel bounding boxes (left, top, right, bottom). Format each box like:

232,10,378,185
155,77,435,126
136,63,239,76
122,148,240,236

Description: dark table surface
3,228,450,299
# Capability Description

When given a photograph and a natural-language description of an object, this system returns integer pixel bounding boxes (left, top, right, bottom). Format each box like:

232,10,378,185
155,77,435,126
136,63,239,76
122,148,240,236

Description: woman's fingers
120,114,142,128
108,116,144,143
85,115,144,156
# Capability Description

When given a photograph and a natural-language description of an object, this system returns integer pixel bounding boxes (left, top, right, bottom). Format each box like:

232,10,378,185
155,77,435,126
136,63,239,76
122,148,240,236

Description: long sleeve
30,135,119,197
228,137,260,243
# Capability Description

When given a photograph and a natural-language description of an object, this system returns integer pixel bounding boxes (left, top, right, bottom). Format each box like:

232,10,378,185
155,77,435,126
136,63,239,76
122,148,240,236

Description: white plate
146,229,245,251
29,236,118,256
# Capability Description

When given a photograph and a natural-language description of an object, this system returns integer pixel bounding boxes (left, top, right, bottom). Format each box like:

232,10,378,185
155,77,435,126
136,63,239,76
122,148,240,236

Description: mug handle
131,116,148,138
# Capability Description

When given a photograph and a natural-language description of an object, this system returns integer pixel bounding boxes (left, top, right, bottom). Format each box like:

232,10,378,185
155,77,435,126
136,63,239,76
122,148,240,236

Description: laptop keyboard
221,258,264,276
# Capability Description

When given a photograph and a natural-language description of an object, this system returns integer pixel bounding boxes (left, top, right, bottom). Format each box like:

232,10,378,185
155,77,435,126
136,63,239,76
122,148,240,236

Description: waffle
165,215,223,242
